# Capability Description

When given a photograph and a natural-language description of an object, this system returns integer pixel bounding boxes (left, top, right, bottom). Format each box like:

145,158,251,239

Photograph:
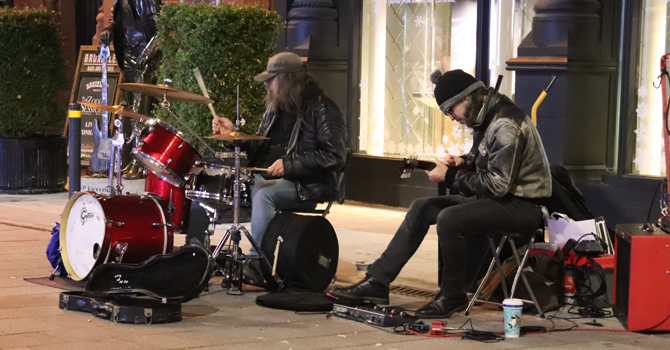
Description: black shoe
242,258,268,289
328,276,390,305
415,293,468,319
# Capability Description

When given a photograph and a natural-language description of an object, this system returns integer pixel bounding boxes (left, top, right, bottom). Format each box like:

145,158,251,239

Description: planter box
0,137,67,194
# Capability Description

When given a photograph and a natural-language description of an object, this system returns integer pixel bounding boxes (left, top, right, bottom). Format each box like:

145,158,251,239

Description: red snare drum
145,171,191,233
60,192,174,281
132,119,199,186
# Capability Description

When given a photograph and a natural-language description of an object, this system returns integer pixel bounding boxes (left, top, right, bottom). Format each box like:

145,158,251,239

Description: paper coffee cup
503,298,523,338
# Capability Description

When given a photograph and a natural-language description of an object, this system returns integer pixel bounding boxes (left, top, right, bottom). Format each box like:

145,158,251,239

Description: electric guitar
90,45,113,174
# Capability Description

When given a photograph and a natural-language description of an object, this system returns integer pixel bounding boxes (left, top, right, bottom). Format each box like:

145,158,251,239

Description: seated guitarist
329,69,552,318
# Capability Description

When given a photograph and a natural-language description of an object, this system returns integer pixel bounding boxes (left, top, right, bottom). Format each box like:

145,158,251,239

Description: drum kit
60,80,280,294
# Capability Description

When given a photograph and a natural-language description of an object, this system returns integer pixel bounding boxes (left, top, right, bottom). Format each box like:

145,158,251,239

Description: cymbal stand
210,87,283,294
158,80,218,158
210,143,282,294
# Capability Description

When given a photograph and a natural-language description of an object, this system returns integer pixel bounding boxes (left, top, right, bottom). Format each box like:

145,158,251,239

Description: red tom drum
133,119,199,186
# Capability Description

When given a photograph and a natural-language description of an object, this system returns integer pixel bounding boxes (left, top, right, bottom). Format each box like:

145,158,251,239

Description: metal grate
390,285,438,299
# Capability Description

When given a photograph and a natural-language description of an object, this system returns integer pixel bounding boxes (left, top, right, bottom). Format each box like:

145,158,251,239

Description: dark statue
100,0,162,115
100,0,162,178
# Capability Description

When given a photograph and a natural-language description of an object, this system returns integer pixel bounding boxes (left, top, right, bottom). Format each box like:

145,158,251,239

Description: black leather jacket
246,87,348,202
447,96,552,198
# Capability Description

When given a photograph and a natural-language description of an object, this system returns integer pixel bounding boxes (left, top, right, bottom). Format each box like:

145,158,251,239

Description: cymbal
118,83,215,104
79,102,150,122
205,131,270,141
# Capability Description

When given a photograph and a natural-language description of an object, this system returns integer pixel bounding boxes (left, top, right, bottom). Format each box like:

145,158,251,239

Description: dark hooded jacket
446,90,552,198
245,84,348,203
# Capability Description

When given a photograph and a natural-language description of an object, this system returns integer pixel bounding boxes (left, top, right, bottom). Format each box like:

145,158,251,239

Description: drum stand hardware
208,144,283,295
208,86,283,294
114,242,128,263
105,118,127,196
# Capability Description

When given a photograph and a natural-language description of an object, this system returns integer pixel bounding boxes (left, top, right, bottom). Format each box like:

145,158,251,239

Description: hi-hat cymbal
118,83,214,104
205,131,270,141
79,102,150,122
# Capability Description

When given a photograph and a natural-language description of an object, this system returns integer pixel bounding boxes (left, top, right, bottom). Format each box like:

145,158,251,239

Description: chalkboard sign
67,45,124,156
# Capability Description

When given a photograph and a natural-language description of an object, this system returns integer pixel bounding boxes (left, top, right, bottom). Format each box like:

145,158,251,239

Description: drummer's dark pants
365,194,545,299
185,174,316,256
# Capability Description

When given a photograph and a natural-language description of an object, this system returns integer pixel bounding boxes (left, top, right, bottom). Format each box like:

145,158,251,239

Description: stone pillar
507,0,617,180
286,0,338,55
280,0,348,117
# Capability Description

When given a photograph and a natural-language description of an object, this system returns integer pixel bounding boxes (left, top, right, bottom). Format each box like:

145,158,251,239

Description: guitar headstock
99,44,110,62
399,155,418,179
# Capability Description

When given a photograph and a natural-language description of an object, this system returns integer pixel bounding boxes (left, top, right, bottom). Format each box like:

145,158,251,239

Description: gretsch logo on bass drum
80,205,94,225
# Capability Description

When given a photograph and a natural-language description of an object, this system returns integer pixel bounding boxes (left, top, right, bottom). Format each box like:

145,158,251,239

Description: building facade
57,0,670,230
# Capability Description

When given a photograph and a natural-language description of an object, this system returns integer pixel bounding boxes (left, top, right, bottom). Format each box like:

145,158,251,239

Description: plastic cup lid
503,298,524,306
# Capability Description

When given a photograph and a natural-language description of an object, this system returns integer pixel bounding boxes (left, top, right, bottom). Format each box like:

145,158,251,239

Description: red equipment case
614,223,670,331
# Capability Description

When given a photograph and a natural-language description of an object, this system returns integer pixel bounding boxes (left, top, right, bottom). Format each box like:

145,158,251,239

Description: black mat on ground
256,288,334,312
24,276,86,292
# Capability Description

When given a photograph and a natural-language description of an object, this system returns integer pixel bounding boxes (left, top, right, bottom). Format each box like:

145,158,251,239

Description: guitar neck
100,46,109,140
414,160,436,171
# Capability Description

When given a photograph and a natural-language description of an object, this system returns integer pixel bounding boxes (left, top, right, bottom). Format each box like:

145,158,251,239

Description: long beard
264,89,280,112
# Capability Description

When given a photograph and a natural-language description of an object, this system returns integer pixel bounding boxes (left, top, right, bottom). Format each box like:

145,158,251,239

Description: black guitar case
86,246,213,303
260,212,339,292
58,291,181,324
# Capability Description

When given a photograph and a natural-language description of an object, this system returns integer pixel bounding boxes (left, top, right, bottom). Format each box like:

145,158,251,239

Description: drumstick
272,236,283,276
243,167,270,173
193,67,226,135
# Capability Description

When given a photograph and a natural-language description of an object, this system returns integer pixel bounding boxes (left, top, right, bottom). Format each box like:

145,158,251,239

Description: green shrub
154,3,282,145
0,7,66,138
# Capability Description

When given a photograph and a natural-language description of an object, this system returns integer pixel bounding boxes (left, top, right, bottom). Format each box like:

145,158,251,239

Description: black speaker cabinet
614,224,670,331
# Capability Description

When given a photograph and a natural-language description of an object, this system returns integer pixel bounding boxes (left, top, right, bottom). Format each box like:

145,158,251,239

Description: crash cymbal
118,83,214,104
205,131,270,141
79,102,150,122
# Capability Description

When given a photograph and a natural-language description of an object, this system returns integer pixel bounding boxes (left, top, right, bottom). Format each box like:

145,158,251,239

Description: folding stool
464,228,546,318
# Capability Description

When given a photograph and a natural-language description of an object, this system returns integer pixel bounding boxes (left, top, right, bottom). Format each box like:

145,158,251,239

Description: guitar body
90,119,112,174
89,45,113,175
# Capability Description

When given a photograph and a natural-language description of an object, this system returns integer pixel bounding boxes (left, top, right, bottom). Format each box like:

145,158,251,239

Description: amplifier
614,224,670,331
332,304,418,327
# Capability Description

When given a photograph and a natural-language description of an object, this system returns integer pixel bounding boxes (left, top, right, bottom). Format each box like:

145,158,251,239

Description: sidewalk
1,192,669,349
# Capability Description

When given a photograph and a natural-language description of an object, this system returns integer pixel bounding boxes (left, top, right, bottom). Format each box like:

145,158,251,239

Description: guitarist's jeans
365,194,545,299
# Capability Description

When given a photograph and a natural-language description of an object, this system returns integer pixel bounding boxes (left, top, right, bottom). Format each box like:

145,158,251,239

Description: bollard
68,103,81,197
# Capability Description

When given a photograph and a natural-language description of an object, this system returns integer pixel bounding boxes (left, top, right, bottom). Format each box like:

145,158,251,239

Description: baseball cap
253,52,306,82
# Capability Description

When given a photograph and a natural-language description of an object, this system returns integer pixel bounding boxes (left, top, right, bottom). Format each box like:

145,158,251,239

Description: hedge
154,3,283,144
0,7,66,138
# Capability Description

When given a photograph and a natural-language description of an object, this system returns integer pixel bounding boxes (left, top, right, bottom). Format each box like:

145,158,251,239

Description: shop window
359,0,478,158
489,0,538,98
633,0,667,176
358,0,535,158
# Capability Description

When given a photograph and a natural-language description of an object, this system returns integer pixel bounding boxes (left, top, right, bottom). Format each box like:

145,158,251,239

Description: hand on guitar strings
426,159,448,182
444,154,465,167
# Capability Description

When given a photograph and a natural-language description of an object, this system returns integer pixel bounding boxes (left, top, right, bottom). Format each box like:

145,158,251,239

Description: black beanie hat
431,69,485,115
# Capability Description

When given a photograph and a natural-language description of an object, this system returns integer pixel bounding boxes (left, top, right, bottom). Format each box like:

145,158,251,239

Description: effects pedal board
332,304,418,327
